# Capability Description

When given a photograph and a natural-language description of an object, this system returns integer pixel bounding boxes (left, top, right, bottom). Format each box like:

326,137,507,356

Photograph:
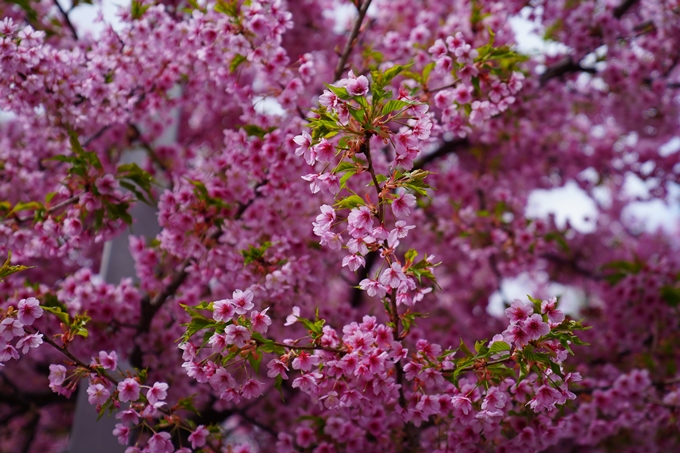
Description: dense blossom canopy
0,0,679,452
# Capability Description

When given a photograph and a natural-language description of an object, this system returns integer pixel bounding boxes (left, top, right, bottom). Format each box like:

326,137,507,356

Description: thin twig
83,125,111,147
26,327,120,385
413,139,468,169
333,0,373,81
540,0,640,85
613,0,638,18
129,180,268,368
9,192,84,225
266,340,344,354
361,133,384,221
53,0,78,40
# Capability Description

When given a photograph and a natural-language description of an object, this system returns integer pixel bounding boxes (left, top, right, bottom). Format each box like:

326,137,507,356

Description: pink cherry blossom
391,193,416,218
224,324,251,347
87,383,110,406
188,425,209,449
241,378,265,399
98,351,118,370
505,299,534,324
147,432,173,453
523,314,551,340
250,308,272,333
346,71,369,97
15,333,42,353
117,378,140,402
231,289,254,315
146,382,169,405
17,297,43,325
379,262,407,288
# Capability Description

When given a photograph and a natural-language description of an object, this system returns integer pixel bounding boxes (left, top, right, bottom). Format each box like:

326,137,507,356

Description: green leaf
458,337,473,357
42,293,67,312
421,62,435,84
131,0,151,19
247,353,263,374
471,76,481,94
660,286,680,307
274,375,285,401
383,64,411,84
404,249,418,263
544,232,570,252
229,54,247,73
548,361,564,378
241,242,272,266
324,84,353,101
488,341,511,355
96,398,114,421
334,194,365,209
70,313,91,338
215,0,239,16
348,106,365,123
117,162,156,204
176,395,201,415
334,162,356,173
339,170,356,190
602,260,640,273
381,99,415,116
0,251,34,280
242,124,276,138
181,317,215,342
42,305,70,325
102,200,133,226
8,201,43,216
355,95,369,110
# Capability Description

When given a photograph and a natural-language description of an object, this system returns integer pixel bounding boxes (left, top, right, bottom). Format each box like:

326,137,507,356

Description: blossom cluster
0,297,43,365
0,0,679,451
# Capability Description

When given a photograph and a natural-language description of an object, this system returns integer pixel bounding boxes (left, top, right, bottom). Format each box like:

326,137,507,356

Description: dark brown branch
540,58,597,85
26,327,120,385
8,192,84,225
129,181,267,368
83,125,111,147
540,253,603,280
360,133,384,221
350,251,378,308
613,0,639,19
20,412,40,453
53,0,78,40
128,123,171,174
540,0,640,85
413,138,468,169
197,404,279,438
0,372,67,407
333,0,373,81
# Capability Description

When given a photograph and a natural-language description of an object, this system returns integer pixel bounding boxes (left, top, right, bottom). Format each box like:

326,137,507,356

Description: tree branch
540,0,640,85
53,0,78,40
540,58,597,85
333,0,373,81
413,138,468,169
350,251,378,308
613,0,639,19
129,181,267,368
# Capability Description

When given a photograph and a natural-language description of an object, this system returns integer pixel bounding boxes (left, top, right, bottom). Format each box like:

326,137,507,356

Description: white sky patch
508,10,569,57
326,3,355,35
660,137,680,157
622,181,680,233
487,272,583,318
62,0,129,37
252,96,285,116
526,181,598,233
0,110,18,123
